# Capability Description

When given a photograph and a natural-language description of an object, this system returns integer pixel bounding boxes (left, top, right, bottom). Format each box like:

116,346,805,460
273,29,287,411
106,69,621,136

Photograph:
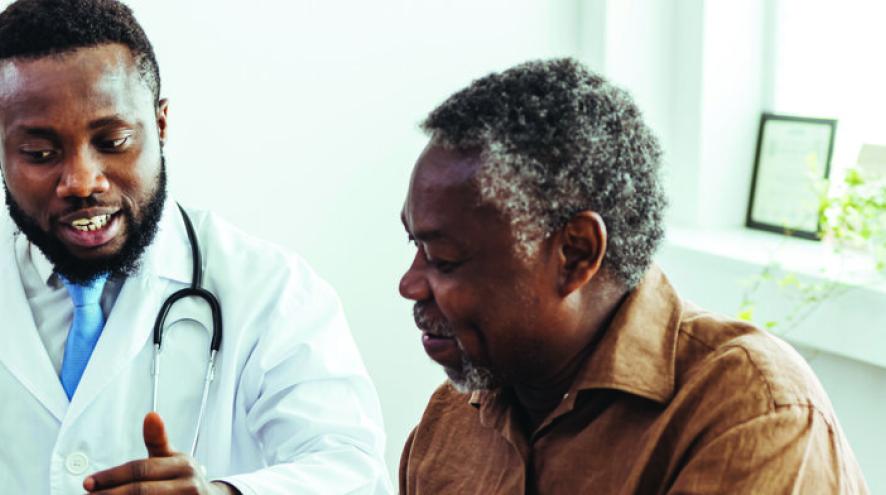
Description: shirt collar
571,265,682,404
29,240,57,287
469,265,682,409
142,199,195,285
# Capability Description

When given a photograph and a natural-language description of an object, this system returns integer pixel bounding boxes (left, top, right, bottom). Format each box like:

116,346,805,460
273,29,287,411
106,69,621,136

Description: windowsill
657,226,886,369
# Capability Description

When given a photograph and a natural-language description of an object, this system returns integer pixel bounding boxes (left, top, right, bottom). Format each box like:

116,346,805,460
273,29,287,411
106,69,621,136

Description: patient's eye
427,256,462,274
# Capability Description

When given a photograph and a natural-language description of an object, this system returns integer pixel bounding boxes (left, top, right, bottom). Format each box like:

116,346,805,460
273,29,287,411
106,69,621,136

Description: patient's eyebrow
401,212,464,247
412,229,448,242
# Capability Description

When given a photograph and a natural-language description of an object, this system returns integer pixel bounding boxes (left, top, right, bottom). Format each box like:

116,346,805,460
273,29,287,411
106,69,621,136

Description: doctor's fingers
143,411,174,458
83,477,213,495
84,455,204,492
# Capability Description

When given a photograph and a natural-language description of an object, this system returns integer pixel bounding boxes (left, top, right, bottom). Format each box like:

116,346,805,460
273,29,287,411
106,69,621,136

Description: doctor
0,0,390,494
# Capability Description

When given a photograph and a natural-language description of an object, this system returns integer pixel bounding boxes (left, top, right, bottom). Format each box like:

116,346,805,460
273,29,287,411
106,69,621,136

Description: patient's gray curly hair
421,58,667,289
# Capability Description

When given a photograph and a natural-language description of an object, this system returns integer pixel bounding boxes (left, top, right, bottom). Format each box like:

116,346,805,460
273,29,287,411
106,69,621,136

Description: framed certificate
746,113,837,240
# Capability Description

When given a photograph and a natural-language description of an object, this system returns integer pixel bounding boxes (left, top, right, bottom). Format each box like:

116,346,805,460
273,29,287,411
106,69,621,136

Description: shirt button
65,452,90,475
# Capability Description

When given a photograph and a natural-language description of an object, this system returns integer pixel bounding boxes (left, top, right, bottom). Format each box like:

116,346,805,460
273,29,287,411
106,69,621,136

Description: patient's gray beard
414,305,502,392
445,354,500,393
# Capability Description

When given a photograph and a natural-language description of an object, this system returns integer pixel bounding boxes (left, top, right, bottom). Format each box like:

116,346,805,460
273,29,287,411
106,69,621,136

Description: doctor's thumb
143,411,174,457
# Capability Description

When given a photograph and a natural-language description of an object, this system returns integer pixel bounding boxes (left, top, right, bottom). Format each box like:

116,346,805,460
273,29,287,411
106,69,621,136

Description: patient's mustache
413,303,454,337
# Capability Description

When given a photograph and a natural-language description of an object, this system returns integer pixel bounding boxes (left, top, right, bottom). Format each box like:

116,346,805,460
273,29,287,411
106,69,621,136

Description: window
772,0,886,168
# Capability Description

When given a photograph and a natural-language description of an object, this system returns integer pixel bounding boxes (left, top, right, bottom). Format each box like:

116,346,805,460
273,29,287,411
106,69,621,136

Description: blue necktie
59,274,109,400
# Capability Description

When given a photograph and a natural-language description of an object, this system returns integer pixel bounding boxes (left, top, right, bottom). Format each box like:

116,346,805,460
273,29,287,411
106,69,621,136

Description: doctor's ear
557,211,607,296
156,98,169,146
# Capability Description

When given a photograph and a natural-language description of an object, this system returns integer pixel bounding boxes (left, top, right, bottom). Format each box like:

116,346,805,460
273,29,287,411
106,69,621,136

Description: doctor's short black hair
421,58,667,289
0,0,161,102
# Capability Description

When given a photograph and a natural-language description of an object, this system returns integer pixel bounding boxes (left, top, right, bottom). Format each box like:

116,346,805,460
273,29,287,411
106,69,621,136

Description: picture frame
746,113,837,240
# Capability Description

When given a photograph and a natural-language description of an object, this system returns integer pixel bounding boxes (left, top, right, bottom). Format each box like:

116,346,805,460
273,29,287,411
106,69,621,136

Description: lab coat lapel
63,202,192,427
0,217,69,422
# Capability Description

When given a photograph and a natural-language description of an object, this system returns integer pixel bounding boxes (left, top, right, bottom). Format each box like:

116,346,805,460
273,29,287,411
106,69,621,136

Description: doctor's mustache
50,194,127,220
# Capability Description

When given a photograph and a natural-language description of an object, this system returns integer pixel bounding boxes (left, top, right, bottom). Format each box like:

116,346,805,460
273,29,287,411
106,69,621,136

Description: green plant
738,167,886,332
820,168,886,269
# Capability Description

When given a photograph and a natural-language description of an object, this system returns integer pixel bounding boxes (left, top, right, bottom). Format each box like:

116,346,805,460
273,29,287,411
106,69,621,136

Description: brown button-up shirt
399,267,868,494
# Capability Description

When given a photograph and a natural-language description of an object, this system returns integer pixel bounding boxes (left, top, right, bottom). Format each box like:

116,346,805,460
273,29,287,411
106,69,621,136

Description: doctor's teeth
91,215,109,226
70,214,111,231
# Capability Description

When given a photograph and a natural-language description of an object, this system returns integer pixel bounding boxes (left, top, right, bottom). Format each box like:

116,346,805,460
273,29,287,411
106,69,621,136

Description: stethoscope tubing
150,204,223,458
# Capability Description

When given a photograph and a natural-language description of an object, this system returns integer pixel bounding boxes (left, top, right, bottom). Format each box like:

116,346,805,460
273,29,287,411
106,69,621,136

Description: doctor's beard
4,158,168,285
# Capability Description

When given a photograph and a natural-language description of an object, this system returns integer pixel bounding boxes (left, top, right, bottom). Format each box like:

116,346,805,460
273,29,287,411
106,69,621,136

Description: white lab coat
0,201,392,494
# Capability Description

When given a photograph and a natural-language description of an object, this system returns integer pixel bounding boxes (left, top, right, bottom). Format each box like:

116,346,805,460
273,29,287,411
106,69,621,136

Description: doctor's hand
82,412,240,495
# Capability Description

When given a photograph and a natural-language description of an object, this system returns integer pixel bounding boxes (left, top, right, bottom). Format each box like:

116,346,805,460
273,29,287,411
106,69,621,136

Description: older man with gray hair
397,58,867,494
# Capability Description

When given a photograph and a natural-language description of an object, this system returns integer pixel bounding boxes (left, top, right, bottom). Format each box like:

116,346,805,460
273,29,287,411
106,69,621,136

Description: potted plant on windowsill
738,153,886,333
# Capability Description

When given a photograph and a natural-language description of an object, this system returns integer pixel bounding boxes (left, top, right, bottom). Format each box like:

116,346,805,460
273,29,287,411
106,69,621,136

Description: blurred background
10,0,886,489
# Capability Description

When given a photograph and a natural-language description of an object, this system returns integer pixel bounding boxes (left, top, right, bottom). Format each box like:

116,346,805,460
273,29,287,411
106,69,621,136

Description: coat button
65,452,90,475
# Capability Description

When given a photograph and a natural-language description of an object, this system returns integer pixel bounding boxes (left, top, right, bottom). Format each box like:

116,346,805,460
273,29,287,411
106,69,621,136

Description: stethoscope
150,204,223,457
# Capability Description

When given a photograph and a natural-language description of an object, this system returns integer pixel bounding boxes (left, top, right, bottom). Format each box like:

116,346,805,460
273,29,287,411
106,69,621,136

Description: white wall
597,0,771,229
126,0,582,480
772,0,886,182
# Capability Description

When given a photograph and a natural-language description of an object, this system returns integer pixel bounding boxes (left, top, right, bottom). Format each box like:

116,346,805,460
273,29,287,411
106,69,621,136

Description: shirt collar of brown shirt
468,265,682,437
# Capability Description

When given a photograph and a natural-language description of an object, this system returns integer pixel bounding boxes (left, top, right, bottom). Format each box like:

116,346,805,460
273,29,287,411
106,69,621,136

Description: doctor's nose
56,150,110,199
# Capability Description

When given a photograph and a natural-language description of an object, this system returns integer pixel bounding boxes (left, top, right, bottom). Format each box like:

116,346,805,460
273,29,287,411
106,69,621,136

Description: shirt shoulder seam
678,329,777,410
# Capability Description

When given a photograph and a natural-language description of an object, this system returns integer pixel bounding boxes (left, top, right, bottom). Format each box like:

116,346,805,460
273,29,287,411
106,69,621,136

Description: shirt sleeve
667,404,869,494
214,257,392,495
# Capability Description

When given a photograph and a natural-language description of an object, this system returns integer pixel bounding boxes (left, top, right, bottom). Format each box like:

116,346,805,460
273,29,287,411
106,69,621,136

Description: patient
397,58,868,494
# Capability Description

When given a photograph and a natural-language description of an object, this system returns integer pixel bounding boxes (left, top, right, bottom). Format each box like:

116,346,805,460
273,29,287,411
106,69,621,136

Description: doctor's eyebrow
12,126,57,139
88,115,137,130
9,116,137,137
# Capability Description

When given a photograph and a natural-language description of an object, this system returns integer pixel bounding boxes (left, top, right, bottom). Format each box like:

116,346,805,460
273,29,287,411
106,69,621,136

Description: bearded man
398,58,868,494
0,0,390,493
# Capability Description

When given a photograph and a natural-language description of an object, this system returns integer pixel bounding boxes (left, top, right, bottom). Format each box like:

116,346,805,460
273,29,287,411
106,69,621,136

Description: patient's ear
557,211,606,296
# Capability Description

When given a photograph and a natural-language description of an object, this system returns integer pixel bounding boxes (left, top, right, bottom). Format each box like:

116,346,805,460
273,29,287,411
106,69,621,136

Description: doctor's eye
96,133,133,152
19,147,58,164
